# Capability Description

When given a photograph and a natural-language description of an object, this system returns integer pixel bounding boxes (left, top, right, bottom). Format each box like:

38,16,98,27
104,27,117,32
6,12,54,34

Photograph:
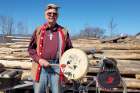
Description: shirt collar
46,23,58,32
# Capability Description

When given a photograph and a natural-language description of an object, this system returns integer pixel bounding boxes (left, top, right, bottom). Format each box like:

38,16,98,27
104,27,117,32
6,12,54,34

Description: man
28,3,73,93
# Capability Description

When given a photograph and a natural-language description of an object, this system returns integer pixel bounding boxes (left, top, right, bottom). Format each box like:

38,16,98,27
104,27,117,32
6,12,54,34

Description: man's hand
39,59,50,67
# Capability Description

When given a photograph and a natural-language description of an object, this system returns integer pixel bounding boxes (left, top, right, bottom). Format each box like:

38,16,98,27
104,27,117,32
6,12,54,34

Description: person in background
28,3,73,93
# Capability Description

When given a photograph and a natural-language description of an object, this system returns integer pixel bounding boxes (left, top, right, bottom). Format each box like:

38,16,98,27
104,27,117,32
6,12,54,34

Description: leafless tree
108,18,117,37
0,16,14,36
79,26,105,38
16,21,28,35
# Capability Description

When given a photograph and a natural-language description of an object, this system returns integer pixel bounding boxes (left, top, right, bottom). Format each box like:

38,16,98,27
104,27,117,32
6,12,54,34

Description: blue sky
0,0,140,36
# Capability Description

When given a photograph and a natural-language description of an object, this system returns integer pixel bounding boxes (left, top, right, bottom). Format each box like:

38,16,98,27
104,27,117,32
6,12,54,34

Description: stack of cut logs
73,37,140,92
0,35,140,92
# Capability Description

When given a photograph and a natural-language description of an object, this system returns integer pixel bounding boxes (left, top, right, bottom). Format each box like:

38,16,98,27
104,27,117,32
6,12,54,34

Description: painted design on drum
64,54,81,78
60,48,88,80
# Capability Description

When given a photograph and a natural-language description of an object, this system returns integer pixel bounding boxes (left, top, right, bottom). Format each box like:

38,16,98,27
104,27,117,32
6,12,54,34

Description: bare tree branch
108,18,117,37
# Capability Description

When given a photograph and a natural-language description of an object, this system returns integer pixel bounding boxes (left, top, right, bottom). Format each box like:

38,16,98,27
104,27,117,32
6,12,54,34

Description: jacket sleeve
28,29,40,62
64,32,73,51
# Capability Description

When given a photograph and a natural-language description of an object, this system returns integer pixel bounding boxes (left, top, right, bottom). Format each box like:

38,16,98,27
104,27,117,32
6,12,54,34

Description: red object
58,28,65,83
35,24,46,82
106,76,114,84
35,64,41,82
60,65,64,82
61,64,66,68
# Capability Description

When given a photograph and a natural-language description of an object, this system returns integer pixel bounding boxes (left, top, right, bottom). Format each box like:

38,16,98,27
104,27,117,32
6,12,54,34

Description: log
0,91,4,93
73,43,140,50
72,40,101,44
95,53,140,60
87,54,94,60
0,51,29,56
0,60,59,70
9,44,28,48
124,78,140,89
11,38,31,42
0,58,30,61
12,36,31,39
14,42,29,45
89,59,140,68
21,70,31,80
0,47,12,51
12,52,29,57
0,60,32,69
81,48,103,54
0,43,13,48
0,48,12,54
0,56,30,60
72,38,98,42
117,60,140,68
100,44,140,50
100,35,127,43
135,74,140,79
75,48,140,54
102,50,140,53
0,48,27,53
89,60,100,66
88,66,140,75
11,48,28,52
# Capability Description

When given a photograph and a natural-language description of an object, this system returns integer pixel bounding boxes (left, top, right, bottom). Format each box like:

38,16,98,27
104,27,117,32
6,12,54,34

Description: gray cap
45,4,60,11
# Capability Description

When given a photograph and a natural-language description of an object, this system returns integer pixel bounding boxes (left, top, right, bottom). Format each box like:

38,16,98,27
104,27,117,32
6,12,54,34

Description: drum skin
60,48,88,80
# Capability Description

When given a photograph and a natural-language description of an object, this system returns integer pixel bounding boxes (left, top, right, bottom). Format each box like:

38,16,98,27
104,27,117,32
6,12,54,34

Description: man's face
45,8,58,24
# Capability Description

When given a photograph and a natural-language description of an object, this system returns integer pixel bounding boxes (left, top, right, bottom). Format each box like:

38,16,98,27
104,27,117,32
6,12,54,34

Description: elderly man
28,4,73,93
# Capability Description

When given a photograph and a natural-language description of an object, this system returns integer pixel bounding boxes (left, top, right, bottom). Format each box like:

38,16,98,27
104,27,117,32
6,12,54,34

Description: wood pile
72,36,140,92
0,36,31,92
0,36,140,92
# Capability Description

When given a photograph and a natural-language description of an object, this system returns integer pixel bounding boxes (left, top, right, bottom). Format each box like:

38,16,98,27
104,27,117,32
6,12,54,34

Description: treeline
0,15,28,36
1,15,139,39
72,18,118,39
71,18,140,39
72,26,105,39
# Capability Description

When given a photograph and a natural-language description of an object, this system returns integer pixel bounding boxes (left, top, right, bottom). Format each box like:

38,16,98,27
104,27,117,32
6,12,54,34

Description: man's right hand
39,59,50,67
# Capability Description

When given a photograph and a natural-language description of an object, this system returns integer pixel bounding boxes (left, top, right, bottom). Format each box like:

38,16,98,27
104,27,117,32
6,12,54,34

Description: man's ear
44,12,47,20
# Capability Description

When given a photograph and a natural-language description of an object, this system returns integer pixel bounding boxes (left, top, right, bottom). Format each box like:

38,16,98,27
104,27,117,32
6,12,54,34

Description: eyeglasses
47,12,58,16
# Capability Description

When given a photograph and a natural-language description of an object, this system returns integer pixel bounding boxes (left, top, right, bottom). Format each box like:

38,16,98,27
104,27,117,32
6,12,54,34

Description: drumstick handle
50,64,59,66
50,64,66,67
